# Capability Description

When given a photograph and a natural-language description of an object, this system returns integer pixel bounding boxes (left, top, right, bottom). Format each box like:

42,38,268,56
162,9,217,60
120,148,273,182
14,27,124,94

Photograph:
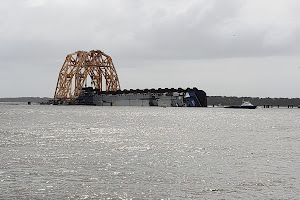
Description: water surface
1,104,300,199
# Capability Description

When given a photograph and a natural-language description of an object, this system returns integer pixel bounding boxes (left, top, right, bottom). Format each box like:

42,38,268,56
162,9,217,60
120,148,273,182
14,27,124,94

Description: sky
0,0,300,98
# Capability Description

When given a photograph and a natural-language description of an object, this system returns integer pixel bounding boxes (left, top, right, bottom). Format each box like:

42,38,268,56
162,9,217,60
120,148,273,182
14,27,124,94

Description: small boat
225,100,257,109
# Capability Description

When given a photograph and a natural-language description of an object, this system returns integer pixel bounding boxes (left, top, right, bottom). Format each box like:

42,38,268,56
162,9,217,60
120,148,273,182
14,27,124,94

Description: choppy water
0,104,300,199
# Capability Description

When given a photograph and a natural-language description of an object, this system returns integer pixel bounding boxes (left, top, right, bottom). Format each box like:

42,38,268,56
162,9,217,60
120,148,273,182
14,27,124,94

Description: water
1,104,300,199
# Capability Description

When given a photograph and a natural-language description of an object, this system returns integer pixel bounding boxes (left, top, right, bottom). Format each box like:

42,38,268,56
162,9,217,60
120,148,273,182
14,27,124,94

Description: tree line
207,96,300,107
0,97,52,103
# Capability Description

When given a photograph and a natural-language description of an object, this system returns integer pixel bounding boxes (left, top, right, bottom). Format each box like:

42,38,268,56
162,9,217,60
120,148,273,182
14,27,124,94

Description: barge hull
77,87,207,107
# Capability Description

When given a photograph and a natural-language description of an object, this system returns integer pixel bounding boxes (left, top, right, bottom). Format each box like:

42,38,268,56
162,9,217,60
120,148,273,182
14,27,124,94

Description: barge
77,87,207,107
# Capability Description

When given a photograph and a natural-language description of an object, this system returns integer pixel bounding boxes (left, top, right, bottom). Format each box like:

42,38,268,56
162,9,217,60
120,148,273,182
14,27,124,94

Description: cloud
1,0,300,61
1,0,300,97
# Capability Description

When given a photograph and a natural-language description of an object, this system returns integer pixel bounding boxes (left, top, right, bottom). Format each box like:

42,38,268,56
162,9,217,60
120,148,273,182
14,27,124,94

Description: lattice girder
54,50,120,101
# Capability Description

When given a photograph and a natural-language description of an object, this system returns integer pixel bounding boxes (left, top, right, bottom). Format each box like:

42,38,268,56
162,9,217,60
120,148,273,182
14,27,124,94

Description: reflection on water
1,104,300,199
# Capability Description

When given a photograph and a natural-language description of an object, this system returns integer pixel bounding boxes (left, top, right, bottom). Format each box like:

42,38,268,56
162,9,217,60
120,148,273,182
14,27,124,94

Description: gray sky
1,0,300,98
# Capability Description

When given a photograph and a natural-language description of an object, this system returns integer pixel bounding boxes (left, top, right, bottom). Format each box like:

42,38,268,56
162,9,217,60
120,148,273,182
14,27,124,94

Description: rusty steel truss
54,50,120,102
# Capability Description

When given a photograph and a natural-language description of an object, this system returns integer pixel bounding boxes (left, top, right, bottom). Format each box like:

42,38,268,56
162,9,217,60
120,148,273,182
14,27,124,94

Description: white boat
225,100,257,109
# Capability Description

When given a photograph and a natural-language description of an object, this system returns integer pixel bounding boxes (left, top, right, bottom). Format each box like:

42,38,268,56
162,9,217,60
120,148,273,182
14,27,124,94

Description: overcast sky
1,0,300,98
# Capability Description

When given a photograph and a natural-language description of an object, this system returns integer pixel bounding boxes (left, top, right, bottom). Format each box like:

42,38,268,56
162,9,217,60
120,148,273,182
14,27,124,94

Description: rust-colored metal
54,50,120,102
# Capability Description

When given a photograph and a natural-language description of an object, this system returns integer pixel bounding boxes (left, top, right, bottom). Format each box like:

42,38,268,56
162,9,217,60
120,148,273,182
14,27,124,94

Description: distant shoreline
0,97,52,103
208,96,300,107
1,96,300,106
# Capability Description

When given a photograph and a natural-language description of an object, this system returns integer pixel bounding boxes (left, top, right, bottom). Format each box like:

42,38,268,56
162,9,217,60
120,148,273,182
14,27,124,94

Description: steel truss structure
54,50,120,102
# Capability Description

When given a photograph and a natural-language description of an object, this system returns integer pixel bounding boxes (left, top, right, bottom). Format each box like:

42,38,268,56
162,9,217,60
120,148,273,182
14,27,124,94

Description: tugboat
225,100,257,109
